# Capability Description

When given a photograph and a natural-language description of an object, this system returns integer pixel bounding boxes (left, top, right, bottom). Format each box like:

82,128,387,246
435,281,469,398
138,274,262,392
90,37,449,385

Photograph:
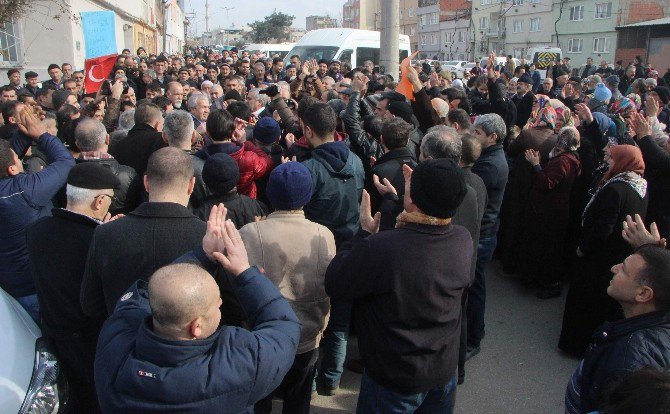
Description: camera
100,79,130,96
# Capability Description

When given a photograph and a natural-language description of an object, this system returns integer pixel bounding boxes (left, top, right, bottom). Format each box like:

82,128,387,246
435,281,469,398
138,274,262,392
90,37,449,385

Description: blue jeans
356,373,457,414
16,293,40,324
466,234,497,348
315,300,351,389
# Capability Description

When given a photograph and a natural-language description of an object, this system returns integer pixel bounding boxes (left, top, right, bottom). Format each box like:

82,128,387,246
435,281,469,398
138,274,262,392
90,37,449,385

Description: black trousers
52,337,101,413
255,348,319,414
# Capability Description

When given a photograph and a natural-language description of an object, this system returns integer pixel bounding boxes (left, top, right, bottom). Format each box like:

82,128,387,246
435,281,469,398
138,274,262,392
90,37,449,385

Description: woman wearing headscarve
500,101,558,273
559,144,649,357
519,127,582,298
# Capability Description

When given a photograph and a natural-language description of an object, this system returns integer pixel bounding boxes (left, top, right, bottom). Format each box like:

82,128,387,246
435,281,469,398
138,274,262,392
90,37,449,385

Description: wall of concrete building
552,0,620,68
440,17,471,60
418,1,442,59
504,0,553,58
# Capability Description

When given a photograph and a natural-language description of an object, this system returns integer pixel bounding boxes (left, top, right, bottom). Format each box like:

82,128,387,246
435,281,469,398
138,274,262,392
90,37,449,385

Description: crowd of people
1,43,670,414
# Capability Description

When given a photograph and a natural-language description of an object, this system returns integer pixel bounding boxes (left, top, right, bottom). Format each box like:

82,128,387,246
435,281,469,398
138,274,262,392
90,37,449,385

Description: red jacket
198,141,274,199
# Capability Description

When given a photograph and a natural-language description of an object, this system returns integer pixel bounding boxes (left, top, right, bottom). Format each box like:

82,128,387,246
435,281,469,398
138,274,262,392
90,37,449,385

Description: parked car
0,288,68,413
479,57,522,73
455,62,477,78
442,60,468,76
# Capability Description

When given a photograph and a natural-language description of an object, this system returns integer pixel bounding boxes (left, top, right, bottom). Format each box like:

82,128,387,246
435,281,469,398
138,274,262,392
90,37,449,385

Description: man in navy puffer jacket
565,244,670,414
95,205,301,413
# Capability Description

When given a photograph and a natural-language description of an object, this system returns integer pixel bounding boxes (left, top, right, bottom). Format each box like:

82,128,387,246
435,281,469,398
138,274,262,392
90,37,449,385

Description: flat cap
67,163,120,190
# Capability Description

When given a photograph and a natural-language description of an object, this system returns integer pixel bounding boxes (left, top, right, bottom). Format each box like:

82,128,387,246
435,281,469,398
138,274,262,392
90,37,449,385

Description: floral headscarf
610,97,635,115
547,99,575,129
528,106,557,129
626,93,642,110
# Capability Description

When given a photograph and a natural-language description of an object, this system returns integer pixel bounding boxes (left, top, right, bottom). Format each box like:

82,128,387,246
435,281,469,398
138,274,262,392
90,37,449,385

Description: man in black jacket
512,73,535,129
163,109,210,209
326,159,472,413
565,244,670,414
27,163,120,413
110,103,167,176
467,113,509,359
81,148,209,318
419,126,487,384
75,118,141,214
371,118,417,229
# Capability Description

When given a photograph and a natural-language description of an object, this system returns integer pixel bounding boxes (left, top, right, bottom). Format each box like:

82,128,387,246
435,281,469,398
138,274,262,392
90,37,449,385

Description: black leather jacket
75,158,141,215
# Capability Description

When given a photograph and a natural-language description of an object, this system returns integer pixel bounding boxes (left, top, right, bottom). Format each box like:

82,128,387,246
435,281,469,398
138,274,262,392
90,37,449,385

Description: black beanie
202,153,240,194
410,159,467,219
653,86,670,105
388,101,414,124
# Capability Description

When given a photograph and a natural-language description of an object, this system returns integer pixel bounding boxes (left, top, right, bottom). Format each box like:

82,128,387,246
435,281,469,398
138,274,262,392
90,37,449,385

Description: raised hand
574,103,594,125
429,72,440,88
284,132,295,149
632,112,652,139
645,95,660,118
211,219,251,276
622,214,667,249
524,149,541,166
17,106,47,140
360,189,381,234
202,203,228,261
372,174,398,196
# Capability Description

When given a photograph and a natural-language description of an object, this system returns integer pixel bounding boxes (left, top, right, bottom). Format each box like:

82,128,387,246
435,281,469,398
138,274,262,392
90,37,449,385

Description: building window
481,0,492,5
512,0,523,5
513,48,524,58
445,32,452,42
593,37,610,52
0,20,20,65
479,17,489,29
411,27,416,35
458,31,466,42
513,19,523,33
569,5,584,21
529,17,540,32
530,0,539,3
431,12,439,25
421,35,426,45
400,9,403,19
419,14,427,26
409,8,414,17
568,38,583,53
595,2,612,19
431,34,437,45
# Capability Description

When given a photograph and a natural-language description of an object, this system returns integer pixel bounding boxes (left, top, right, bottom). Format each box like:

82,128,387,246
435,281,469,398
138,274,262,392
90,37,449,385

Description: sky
185,0,345,36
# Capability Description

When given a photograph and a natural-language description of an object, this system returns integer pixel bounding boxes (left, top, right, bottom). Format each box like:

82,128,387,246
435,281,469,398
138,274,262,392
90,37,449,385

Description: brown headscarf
602,145,645,182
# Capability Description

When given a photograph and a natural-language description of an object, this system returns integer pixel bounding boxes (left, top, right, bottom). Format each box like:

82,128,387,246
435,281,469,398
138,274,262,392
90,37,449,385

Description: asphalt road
274,259,580,413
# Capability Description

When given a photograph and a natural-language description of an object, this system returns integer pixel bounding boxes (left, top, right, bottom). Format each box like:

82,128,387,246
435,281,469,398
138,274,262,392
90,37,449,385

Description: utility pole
380,0,399,81
205,0,210,33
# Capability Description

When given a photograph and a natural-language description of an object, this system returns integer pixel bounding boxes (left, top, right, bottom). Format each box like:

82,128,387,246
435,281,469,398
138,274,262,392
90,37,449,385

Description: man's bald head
149,263,221,339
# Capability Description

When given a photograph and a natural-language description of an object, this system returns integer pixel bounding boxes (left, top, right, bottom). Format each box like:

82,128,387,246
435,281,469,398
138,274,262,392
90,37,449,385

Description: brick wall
620,0,670,25
615,47,647,66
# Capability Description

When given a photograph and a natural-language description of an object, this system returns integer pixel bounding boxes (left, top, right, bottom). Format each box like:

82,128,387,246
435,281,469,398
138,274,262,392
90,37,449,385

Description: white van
243,43,295,59
526,47,562,79
284,28,411,69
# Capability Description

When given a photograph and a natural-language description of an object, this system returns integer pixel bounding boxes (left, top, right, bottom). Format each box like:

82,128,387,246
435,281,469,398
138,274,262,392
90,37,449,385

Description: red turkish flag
84,54,118,94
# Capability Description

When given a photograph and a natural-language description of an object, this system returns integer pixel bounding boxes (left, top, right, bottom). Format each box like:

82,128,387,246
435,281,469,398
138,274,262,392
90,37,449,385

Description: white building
440,12,471,61
0,0,185,78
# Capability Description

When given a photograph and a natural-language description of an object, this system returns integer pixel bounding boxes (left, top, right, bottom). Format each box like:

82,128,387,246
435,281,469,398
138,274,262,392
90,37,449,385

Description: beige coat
239,210,336,354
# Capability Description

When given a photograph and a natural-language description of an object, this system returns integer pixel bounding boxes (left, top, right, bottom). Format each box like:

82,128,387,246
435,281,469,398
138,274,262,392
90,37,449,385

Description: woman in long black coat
559,144,648,357
519,127,582,298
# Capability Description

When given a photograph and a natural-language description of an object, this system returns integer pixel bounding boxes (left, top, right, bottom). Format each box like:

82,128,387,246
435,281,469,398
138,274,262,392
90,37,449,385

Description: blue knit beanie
266,162,313,210
253,117,281,145
593,82,612,103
